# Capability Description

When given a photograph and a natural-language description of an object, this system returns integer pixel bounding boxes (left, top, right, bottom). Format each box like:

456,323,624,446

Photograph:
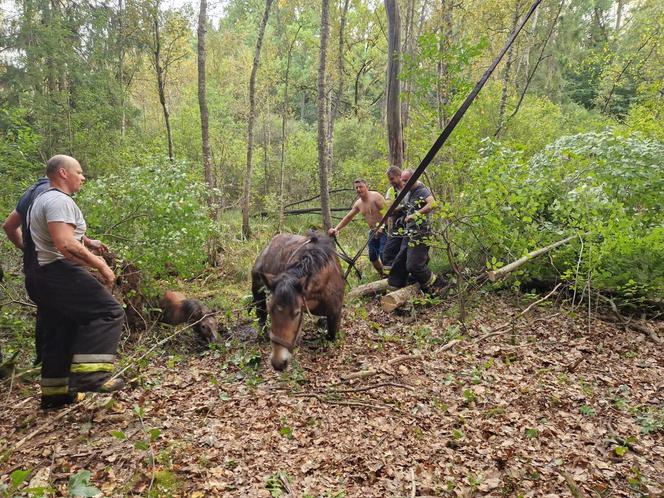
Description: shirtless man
328,178,386,276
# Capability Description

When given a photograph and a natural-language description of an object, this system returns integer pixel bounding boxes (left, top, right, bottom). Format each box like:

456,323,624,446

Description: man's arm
405,195,435,222
48,222,115,287
328,203,360,236
3,210,23,250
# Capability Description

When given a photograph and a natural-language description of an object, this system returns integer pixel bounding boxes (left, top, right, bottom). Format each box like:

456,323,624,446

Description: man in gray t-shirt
25,154,126,410
29,189,87,266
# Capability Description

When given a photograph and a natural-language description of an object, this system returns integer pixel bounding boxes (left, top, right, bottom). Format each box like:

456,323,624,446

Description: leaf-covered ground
1,293,663,497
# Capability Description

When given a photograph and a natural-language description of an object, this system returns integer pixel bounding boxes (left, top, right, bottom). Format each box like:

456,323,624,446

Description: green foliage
78,157,215,279
0,109,43,215
265,472,291,498
439,129,663,303
68,470,101,497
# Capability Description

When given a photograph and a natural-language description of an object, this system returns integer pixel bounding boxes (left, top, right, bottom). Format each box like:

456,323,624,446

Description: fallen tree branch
487,235,576,282
560,470,587,498
475,284,562,343
5,396,95,454
294,392,398,412
348,278,389,299
316,382,415,394
597,295,662,344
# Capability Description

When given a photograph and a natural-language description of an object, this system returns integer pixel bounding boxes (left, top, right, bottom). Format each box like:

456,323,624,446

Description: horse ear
261,273,276,289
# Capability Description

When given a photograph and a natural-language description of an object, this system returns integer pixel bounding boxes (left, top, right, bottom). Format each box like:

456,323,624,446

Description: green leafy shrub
438,129,663,304
78,157,215,279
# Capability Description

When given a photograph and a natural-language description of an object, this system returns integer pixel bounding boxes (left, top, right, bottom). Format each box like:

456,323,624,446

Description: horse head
180,298,221,345
195,314,221,345
263,273,307,371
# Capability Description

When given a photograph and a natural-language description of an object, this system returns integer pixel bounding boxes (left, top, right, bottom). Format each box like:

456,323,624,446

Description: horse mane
273,232,335,303
181,299,207,321
284,232,335,279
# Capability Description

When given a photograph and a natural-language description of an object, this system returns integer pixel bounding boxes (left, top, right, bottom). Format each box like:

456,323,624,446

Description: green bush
78,157,215,279
439,129,663,303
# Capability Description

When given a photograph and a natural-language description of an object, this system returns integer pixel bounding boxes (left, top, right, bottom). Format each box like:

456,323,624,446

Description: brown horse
251,232,344,370
159,291,220,345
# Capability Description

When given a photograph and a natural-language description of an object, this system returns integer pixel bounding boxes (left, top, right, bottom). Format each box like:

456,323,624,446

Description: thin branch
475,283,562,342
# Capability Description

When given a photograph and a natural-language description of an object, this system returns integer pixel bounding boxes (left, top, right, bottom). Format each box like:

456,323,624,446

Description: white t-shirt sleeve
44,196,79,225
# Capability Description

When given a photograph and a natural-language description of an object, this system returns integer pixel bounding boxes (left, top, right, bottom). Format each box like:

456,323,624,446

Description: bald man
26,155,125,409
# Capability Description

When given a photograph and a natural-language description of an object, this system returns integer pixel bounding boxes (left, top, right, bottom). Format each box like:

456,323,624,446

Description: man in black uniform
382,166,406,274
26,155,125,409
3,177,50,365
387,169,437,290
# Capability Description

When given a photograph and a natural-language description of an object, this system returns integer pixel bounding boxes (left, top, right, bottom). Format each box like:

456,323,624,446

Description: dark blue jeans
367,231,387,262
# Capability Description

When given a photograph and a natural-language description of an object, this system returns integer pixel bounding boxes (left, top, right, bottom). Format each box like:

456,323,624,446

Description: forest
0,0,662,495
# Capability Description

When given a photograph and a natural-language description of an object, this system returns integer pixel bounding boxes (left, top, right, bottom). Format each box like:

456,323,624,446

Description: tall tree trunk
436,0,453,129
317,0,332,229
401,0,416,128
153,15,174,161
197,0,215,217
242,0,274,238
519,3,539,91
384,0,403,168
279,25,301,231
327,0,350,174
263,95,270,198
615,0,623,31
118,0,126,138
495,1,521,137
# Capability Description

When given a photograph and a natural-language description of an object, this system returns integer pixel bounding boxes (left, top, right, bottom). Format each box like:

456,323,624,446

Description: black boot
41,392,85,410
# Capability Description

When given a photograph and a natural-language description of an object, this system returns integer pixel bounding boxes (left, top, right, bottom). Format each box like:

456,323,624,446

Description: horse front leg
326,312,341,341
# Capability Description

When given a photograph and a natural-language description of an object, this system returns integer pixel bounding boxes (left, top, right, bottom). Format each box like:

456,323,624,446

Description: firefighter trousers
25,259,124,398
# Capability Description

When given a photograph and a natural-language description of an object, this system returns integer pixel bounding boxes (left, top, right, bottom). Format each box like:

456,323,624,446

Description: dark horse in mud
251,232,345,371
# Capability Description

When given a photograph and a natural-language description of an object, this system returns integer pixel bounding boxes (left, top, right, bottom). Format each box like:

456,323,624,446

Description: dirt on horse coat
159,291,220,345
251,232,345,371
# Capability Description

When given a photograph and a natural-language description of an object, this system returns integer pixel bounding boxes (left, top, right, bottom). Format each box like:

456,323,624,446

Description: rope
344,0,543,279
333,237,363,281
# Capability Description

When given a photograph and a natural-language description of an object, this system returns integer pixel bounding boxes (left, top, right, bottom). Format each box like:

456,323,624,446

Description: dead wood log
487,235,576,282
381,283,421,312
597,295,662,344
348,278,389,298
